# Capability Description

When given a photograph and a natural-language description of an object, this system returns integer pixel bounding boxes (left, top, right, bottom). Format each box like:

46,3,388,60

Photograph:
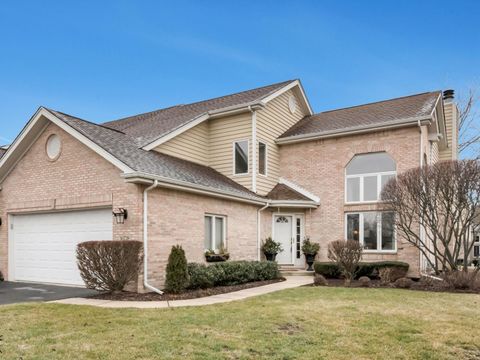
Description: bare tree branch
458,89,480,160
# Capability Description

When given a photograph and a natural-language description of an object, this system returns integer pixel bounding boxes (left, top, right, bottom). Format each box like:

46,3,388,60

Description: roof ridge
314,90,442,116
45,108,127,135
103,79,295,125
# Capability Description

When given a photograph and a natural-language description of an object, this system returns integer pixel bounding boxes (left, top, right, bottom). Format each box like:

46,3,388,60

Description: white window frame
258,140,268,177
345,170,396,204
232,139,249,176
204,214,227,251
344,211,397,254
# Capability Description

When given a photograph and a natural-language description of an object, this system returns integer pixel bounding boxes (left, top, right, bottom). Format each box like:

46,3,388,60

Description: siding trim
251,110,257,192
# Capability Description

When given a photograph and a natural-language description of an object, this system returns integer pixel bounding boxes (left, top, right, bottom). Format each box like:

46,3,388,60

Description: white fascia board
260,80,314,115
278,178,320,203
276,116,432,145
142,103,265,151
122,172,267,206
268,200,318,209
0,107,133,183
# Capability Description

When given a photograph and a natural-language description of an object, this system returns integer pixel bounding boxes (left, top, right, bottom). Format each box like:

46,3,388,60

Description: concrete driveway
0,281,98,305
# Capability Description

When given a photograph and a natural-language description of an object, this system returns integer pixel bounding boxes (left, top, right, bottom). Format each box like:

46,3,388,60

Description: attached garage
8,208,112,286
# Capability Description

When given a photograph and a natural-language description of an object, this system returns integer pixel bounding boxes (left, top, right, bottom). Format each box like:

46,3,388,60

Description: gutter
122,172,266,206
276,116,432,145
257,202,270,260
143,180,163,295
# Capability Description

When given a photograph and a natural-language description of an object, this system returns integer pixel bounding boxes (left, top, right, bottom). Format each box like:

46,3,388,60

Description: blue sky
1,0,479,147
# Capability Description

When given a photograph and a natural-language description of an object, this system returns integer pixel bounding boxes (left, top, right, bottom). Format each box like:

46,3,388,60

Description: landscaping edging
51,276,313,308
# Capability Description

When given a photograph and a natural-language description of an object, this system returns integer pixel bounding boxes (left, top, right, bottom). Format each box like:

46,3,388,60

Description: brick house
0,80,458,291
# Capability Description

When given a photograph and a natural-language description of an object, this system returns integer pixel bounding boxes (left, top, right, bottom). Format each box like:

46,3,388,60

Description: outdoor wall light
112,208,128,224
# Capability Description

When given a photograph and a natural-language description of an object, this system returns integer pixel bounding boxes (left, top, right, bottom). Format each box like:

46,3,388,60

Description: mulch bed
311,277,480,294
90,278,286,301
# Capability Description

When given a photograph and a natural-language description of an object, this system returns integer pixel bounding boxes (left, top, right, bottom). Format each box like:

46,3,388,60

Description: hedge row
314,261,409,279
187,261,280,289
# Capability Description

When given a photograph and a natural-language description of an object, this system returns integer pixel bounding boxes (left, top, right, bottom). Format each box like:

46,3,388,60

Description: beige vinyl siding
256,90,306,195
209,112,252,190
439,102,458,161
154,122,209,166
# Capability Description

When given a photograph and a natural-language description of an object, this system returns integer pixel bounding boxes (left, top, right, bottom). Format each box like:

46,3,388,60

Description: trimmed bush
358,276,371,287
314,262,342,278
314,274,328,286
165,245,189,294
394,277,413,289
0,270,4,282
188,261,280,289
76,240,143,292
314,261,410,280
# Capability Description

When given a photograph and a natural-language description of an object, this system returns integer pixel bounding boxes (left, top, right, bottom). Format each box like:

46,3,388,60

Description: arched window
345,152,396,203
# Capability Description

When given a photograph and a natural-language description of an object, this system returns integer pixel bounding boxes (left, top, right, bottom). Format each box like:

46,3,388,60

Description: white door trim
272,212,305,266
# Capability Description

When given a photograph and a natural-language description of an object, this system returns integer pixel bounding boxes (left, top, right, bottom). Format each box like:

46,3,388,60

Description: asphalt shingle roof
46,109,264,202
267,183,313,201
0,148,6,159
103,80,295,148
279,91,441,139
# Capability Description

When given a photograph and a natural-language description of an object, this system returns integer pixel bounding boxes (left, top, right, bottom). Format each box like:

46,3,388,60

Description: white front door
274,215,293,264
9,208,113,286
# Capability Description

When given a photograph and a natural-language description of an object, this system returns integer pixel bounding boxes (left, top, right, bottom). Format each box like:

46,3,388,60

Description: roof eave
268,200,319,208
122,172,267,206
276,116,432,145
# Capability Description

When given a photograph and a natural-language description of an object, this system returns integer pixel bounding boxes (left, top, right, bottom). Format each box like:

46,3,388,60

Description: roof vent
443,89,455,100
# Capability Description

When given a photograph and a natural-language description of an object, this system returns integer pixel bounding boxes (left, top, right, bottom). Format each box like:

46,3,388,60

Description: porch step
279,266,314,277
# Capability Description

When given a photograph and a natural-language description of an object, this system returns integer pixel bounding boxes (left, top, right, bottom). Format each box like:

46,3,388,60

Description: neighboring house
0,80,458,290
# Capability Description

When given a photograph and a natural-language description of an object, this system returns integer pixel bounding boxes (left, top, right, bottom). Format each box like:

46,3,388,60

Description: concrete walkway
51,276,313,309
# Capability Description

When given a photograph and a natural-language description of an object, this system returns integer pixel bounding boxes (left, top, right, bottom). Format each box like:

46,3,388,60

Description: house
0,80,458,290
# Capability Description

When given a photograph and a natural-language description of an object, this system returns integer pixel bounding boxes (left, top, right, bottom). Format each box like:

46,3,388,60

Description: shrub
0,270,4,282
328,240,363,286
76,240,143,292
261,237,283,255
358,276,371,287
314,274,328,286
301,237,320,255
187,261,280,289
443,271,479,290
314,262,342,278
165,245,189,294
356,261,409,279
394,277,413,289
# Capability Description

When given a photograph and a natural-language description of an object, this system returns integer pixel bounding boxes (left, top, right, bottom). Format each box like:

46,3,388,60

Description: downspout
418,119,425,273
143,180,163,294
257,202,269,260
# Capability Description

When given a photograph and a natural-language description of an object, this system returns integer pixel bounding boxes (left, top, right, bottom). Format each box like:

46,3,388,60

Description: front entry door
274,215,293,264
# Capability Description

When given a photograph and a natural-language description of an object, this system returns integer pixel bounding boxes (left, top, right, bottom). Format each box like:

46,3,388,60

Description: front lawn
1,287,479,359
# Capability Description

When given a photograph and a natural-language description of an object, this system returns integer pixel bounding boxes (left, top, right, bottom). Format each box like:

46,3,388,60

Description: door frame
271,213,305,266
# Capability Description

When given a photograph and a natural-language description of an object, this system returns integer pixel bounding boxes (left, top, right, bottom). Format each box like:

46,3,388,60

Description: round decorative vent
46,134,61,160
288,95,297,114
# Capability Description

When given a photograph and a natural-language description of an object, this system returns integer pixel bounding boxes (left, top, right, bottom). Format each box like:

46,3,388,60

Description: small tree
165,245,189,293
382,160,480,275
328,240,363,286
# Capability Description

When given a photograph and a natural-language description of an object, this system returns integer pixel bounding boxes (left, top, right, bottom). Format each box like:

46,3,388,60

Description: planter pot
205,254,229,263
264,253,277,261
305,254,316,271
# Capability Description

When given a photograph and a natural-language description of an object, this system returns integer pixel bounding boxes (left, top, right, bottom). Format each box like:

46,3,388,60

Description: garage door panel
11,208,113,286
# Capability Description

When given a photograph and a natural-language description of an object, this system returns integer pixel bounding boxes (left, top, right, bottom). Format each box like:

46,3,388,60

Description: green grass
1,287,480,359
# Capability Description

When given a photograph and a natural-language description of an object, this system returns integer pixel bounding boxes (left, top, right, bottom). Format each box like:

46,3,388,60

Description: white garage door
10,208,112,286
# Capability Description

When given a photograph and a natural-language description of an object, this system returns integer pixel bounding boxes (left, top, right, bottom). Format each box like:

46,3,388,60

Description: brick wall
0,123,144,281
278,126,422,275
146,187,258,287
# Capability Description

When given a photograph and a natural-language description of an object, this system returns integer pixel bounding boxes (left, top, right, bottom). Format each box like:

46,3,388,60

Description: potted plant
301,236,320,271
205,244,230,262
261,237,283,261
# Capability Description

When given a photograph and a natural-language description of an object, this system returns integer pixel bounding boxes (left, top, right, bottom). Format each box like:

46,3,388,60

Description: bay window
346,212,396,252
204,215,226,251
345,152,396,203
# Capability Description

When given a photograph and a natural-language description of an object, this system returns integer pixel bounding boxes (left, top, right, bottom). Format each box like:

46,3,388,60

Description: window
204,215,226,251
346,212,396,252
258,142,266,176
234,140,249,175
46,134,61,160
345,152,396,203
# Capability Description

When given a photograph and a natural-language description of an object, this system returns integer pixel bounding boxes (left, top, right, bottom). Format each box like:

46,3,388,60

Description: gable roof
103,80,301,149
46,109,265,203
267,183,312,201
278,91,441,143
